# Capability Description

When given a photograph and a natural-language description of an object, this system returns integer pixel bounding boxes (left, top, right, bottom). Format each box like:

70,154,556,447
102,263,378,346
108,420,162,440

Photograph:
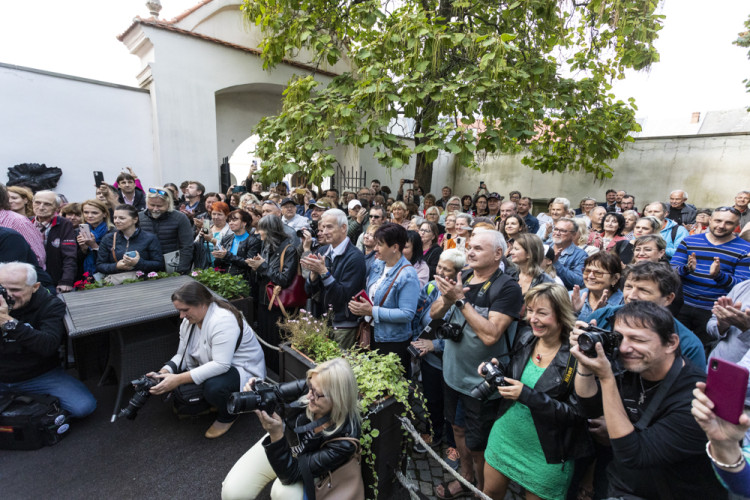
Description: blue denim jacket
368,255,420,342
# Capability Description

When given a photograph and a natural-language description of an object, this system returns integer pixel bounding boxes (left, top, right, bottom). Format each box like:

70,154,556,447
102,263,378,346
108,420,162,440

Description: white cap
348,199,362,210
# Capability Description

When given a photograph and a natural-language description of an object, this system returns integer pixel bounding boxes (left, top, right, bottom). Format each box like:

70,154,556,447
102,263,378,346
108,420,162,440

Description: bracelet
706,441,746,469
576,369,594,377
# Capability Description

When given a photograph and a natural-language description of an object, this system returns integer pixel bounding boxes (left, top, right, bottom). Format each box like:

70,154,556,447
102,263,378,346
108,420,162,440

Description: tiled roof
168,0,214,24
116,17,338,78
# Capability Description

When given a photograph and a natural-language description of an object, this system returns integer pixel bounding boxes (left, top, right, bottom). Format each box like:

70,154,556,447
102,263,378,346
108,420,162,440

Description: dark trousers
677,304,714,350
371,338,411,378
203,366,240,423
259,307,284,376
421,361,446,441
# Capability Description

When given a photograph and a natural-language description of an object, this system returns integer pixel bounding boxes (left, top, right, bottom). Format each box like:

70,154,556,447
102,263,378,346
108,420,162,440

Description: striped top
671,234,750,310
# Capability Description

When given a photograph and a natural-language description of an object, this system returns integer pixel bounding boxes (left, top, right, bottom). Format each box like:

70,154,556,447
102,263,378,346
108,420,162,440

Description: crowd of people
2,167,750,499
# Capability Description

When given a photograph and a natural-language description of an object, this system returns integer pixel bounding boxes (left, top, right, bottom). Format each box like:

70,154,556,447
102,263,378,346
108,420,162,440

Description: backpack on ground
0,393,69,450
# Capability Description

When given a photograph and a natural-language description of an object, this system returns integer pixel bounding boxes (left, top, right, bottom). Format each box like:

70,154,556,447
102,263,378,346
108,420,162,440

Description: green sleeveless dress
484,358,574,500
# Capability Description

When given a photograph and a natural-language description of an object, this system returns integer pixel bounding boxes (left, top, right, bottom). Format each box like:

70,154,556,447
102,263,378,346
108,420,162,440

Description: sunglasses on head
715,206,740,216
149,188,169,197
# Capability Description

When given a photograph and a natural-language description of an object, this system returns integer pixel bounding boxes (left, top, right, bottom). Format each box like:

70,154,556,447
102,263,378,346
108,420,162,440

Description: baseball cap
312,199,332,210
280,197,296,206
488,192,502,200
348,199,362,210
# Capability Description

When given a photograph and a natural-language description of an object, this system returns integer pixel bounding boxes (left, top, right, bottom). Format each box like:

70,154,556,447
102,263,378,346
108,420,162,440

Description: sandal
435,479,474,499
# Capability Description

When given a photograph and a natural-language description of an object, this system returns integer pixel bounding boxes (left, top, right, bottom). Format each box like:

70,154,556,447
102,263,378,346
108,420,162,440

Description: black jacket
257,237,299,306
214,231,261,278
496,326,592,465
264,409,359,500
0,289,66,382
31,216,77,287
305,240,366,327
423,244,442,280
0,228,54,292
138,210,194,273
118,188,146,211
96,228,164,274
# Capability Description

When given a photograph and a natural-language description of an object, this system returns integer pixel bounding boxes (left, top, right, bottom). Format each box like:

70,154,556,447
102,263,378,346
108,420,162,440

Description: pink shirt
0,210,46,269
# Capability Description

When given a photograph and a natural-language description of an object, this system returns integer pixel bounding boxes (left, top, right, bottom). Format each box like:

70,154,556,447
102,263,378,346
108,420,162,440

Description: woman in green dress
481,283,592,500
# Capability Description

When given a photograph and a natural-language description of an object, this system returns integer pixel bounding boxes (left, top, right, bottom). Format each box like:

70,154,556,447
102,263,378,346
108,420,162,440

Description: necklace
533,344,560,363
638,376,661,405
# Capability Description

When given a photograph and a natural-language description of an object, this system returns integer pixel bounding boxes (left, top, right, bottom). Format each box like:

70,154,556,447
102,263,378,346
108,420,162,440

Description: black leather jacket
496,326,592,465
264,405,359,499
257,237,299,305
214,231,261,278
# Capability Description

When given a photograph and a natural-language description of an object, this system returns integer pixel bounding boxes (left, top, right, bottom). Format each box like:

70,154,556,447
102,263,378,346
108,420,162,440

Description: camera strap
166,317,244,373
294,414,331,434
462,268,515,353
633,356,682,431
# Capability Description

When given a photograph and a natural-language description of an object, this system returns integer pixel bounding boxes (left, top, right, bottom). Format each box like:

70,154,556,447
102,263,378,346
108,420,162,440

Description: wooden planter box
278,343,406,499
229,296,254,326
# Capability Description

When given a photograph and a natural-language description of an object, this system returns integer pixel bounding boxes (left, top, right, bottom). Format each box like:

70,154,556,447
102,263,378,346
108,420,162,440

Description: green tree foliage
735,14,750,107
242,0,664,186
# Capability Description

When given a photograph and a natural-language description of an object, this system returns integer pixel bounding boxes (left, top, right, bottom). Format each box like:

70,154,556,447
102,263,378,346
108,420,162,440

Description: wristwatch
2,319,18,332
320,270,331,280
455,299,466,310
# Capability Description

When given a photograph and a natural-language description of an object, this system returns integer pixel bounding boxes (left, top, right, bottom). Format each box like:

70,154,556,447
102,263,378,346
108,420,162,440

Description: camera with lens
228,379,306,416
578,324,623,360
0,284,15,310
470,362,508,400
436,321,463,342
118,375,161,420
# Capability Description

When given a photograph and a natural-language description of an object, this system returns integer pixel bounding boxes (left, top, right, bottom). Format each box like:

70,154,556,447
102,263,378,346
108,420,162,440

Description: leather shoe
204,420,235,439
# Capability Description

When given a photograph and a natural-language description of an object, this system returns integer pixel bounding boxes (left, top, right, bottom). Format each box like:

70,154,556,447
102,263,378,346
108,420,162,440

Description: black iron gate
332,163,366,193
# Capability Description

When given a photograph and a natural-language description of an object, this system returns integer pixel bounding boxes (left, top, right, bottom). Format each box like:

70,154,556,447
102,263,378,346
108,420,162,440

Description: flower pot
229,297,254,326
279,342,315,382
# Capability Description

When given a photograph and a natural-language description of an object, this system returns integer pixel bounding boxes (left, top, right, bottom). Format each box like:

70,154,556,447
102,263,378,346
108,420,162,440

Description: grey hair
456,213,473,226
638,216,662,232
0,261,37,285
438,248,466,270
738,190,750,197
33,190,61,207
322,208,348,228
472,228,507,254
552,197,571,211
425,206,441,217
670,189,688,199
557,217,579,234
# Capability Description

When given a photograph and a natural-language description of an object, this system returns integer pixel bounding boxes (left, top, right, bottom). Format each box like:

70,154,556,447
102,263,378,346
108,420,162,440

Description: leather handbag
356,264,412,349
315,437,365,500
266,244,307,316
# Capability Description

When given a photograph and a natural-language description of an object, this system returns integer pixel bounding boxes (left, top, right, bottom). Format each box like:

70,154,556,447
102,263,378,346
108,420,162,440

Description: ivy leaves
242,0,663,184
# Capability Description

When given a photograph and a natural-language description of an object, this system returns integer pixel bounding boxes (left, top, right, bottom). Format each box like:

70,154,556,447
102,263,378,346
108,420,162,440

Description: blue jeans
0,367,97,418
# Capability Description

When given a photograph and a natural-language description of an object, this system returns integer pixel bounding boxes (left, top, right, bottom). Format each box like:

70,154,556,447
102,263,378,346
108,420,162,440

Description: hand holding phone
354,290,373,305
706,358,749,425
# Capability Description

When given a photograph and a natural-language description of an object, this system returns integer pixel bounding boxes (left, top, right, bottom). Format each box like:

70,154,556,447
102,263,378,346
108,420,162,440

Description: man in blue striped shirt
672,206,750,348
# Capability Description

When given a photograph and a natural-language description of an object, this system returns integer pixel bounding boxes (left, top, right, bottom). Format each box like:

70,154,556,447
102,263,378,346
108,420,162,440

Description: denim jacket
367,255,420,342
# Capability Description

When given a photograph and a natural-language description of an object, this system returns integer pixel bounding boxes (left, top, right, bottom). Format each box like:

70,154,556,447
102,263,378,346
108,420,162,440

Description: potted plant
277,310,426,499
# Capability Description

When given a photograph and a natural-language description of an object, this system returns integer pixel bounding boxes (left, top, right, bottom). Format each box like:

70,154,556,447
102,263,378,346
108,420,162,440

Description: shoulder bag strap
379,264,413,306
111,232,118,261
169,324,196,373
634,356,683,431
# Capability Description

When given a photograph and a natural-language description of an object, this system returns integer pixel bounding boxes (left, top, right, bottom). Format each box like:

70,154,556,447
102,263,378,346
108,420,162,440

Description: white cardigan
163,302,266,388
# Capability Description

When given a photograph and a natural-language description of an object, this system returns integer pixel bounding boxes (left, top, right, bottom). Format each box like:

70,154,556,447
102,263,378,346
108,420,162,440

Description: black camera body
436,321,463,342
0,284,15,310
578,325,622,360
118,375,161,420
228,379,306,416
470,362,508,400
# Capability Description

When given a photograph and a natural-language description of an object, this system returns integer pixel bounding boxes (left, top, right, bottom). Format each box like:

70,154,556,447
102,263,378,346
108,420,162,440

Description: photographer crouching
571,300,726,498
136,282,266,438
222,358,363,500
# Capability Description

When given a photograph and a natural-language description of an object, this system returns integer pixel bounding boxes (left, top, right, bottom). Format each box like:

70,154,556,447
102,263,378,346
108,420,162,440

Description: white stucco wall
451,133,750,210
0,63,154,202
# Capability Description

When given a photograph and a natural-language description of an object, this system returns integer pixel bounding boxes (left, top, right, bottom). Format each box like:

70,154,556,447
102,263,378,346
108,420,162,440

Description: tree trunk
414,151,434,195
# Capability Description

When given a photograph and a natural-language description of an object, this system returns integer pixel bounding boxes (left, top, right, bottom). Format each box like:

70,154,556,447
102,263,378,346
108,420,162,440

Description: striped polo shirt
672,234,750,310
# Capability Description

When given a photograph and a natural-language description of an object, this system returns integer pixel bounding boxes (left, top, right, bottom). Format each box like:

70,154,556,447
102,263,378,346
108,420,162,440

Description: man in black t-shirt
430,230,523,498
572,301,725,499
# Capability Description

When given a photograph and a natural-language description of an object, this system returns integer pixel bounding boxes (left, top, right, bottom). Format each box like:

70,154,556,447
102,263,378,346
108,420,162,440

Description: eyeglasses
583,268,611,279
418,228,432,234
308,387,326,400
715,206,740,216
552,227,572,234
369,214,382,219
149,188,169,197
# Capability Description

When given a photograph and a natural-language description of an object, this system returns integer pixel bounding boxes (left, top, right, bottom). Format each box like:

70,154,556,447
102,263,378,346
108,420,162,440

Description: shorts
443,382,500,452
